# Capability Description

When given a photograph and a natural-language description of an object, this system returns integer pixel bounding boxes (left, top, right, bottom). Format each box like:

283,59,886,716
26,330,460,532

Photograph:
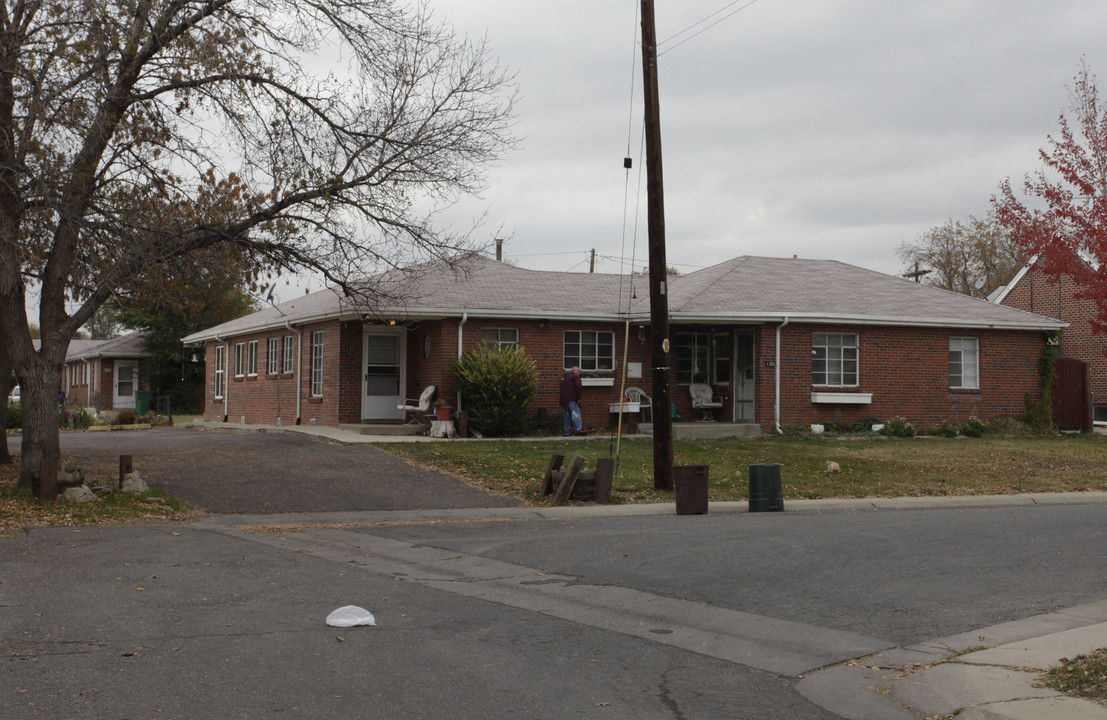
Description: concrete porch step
338,423,426,436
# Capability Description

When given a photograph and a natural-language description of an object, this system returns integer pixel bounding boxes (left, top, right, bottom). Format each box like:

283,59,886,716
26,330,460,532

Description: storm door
734,332,755,422
114,362,138,409
362,330,405,421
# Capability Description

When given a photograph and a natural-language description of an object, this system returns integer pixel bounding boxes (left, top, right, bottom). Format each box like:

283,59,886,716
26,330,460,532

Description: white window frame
246,340,258,377
563,330,615,372
812,332,859,387
283,335,294,374
234,342,245,378
310,330,324,397
949,337,980,389
268,337,280,375
214,345,225,398
481,327,519,348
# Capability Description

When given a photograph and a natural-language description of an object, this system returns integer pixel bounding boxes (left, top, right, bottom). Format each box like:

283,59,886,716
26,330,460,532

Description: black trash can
749,463,783,512
674,464,709,515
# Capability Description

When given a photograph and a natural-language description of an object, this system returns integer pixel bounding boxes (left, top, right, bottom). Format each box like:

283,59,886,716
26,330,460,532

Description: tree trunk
0,358,11,465
17,361,62,488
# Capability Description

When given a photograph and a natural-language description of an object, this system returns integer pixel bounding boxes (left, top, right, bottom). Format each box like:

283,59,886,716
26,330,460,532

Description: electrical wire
657,0,761,57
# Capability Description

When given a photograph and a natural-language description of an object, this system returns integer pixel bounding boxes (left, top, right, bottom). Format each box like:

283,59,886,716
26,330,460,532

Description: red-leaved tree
994,61,1107,333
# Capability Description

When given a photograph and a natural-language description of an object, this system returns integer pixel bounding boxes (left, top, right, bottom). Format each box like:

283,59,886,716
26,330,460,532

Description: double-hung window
214,345,225,398
481,328,519,349
234,342,245,378
310,331,324,397
246,340,258,377
949,337,979,389
283,335,294,374
564,330,614,371
812,333,858,386
267,337,280,375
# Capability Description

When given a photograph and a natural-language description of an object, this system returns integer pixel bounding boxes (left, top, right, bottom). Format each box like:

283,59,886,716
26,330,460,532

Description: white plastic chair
689,383,723,421
398,385,436,423
624,386,652,423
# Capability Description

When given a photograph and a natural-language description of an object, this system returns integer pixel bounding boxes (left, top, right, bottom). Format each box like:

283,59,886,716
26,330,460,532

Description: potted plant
433,399,453,421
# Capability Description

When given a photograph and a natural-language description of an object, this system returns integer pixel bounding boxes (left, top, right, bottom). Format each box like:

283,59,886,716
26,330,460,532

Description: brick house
993,256,1106,424
182,255,1064,435
61,333,152,415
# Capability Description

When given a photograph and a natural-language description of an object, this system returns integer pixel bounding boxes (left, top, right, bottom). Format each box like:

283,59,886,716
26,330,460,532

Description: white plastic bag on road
326,605,377,627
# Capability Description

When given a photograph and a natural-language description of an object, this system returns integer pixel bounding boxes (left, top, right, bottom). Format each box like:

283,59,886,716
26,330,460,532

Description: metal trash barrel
749,463,783,512
674,464,709,515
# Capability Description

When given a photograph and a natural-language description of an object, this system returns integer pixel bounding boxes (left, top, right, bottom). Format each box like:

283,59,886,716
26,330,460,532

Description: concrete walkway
187,419,1107,719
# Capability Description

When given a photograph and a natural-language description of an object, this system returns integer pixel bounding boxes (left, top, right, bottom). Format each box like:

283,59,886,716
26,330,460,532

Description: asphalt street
4,501,1107,718
3,428,1107,718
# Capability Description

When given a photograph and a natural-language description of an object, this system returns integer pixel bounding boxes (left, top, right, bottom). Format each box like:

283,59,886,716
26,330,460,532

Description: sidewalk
796,599,1107,719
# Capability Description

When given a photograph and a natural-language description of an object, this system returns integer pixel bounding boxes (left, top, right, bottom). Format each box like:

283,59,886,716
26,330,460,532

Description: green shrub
113,408,138,425
6,402,20,430
960,416,986,438
881,417,916,437
780,423,811,438
452,344,539,437
926,420,961,438
985,415,1039,437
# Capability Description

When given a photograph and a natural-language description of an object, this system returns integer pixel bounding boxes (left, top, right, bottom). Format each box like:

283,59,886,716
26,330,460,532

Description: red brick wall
202,323,328,426
201,316,1047,433
1000,265,1107,407
755,322,1043,431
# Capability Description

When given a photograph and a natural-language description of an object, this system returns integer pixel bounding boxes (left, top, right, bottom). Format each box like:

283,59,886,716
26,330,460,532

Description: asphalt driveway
6,427,521,514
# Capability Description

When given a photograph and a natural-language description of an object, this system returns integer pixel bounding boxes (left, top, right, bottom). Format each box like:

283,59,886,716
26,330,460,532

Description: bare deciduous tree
0,0,517,485
897,214,1024,298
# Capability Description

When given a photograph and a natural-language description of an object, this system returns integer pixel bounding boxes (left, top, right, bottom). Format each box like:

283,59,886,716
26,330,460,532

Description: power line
657,0,761,57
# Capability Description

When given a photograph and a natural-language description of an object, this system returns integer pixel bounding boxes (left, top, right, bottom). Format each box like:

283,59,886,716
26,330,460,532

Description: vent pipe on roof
495,238,503,261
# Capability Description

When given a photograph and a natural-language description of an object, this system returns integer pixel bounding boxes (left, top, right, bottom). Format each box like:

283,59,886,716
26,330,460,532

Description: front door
114,362,137,409
734,332,755,422
362,330,405,421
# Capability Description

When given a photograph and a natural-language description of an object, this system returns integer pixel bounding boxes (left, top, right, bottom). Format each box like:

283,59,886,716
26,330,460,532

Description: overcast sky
415,0,1107,280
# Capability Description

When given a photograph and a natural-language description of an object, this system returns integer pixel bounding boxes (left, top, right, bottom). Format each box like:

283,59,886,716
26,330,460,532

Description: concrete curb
798,601,1107,720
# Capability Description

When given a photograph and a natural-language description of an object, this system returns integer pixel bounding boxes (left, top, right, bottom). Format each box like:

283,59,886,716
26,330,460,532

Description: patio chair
398,385,436,423
689,383,723,421
624,386,652,423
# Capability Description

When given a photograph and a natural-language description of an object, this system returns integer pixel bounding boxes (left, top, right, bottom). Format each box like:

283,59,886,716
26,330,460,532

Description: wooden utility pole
640,0,674,490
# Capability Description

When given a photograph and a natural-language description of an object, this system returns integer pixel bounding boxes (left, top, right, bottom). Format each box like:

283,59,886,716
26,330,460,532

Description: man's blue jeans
562,401,582,435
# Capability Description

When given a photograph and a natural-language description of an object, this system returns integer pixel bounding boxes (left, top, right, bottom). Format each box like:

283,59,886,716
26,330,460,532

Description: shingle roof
65,332,149,361
182,254,1064,344
669,256,1061,327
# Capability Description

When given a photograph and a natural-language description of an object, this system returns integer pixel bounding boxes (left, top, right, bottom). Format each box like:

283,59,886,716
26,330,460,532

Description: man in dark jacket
559,366,583,436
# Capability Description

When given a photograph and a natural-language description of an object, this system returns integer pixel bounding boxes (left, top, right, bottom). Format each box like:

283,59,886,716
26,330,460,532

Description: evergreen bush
452,344,539,437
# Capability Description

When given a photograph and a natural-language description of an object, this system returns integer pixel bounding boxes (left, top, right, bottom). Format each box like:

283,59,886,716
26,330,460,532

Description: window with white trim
564,330,614,371
812,333,858,386
310,331,324,397
283,335,294,374
247,340,258,376
268,337,280,375
481,327,519,348
215,345,225,398
949,337,979,389
234,342,245,377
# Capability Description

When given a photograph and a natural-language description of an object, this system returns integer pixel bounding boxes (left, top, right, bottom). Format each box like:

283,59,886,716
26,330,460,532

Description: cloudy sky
418,0,1107,280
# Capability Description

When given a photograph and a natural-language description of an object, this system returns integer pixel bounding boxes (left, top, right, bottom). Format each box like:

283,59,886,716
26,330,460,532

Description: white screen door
362,331,404,420
114,362,137,409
